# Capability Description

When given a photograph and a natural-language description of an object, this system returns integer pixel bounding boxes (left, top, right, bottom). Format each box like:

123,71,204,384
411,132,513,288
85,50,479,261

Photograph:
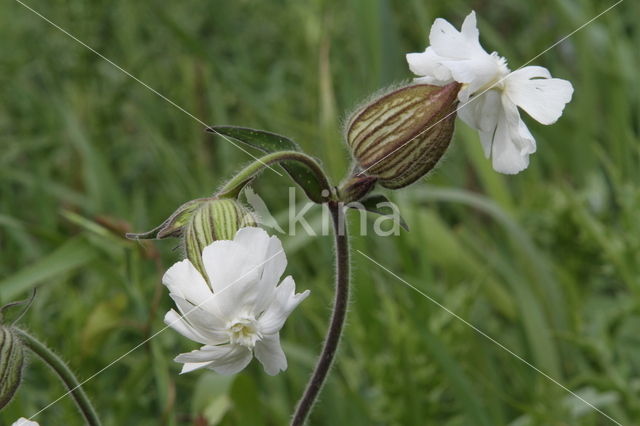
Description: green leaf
0,237,97,303
349,194,409,231
208,126,327,203
208,126,300,152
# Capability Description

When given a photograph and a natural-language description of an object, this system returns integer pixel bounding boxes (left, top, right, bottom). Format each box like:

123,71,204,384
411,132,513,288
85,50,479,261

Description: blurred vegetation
1,0,639,425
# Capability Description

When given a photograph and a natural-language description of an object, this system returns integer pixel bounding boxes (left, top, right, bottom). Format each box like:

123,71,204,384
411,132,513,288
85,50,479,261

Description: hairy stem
218,150,332,199
16,329,101,426
291,201,349,425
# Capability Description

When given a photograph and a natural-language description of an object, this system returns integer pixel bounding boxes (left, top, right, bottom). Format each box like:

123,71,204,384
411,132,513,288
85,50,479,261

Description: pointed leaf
208,126,300,152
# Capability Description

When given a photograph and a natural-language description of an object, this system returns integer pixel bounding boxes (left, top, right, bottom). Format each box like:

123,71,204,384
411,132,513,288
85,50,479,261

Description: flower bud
183,198,256,280
0,325,25,409
127,197,256,281
346,82,459,189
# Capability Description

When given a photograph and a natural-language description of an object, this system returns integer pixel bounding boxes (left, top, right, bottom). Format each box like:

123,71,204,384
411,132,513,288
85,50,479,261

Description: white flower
12,419,39,426
163,227,309,376
406,11,574,174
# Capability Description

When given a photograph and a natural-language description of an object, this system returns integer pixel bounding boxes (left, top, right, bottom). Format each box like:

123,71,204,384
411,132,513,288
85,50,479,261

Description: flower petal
430,12,485,59
258,276,310,335
458,90,501,158
202,239,260,295
406,48,452,84
175,345,234,363
201,227,290,320
233,227,272,259
12,419,39,426
201,241,263,319
209,346,254,375
255,334,287,376
252,234,288,314
180,361,213,374
505,66,574,125
164,309,214,345
490,98,536,174
479,130,496,159
458,89,501,132
162,258,212,305
175,344,253,376
460,11,480,42
168,295,228,344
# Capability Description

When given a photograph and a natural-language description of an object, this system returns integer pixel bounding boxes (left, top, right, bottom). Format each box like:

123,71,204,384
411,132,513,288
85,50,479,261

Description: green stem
291,201,350,425
16,329,101,426
218,150,332,199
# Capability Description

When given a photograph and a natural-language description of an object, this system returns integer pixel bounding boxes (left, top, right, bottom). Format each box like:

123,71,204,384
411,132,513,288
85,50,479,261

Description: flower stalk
15,329,101,426
291,200,350,425
218,150,332,200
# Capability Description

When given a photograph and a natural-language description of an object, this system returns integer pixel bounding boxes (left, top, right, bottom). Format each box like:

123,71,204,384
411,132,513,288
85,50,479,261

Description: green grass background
1,0,639,425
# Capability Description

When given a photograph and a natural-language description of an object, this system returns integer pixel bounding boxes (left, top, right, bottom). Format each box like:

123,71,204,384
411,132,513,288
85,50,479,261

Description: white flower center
226,316,262,348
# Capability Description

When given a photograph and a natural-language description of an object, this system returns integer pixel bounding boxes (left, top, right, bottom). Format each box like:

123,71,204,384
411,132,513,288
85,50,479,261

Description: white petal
202,227,290,320
202,239,260,294
162,258,212,305
233,227,272,258
175,344,253,375
253,235,288,314
261,235,287,287
460,11,480,42
175,346,245,375
208,345,254,375
406,48,452,84
491,117,527,174
168,295,228,343
440,59,478,84
180,361,213,374
490,98,536,174
413,75,442,85
164,309,216,345
258,276,310,335
505,66,574,125
201,240,262,320
406,49,436,76
255,334,287,376
458,89,501,132
509,65,551,80
478,130,496,159
430,13,485,59
175,344,235,363
12,419,39,426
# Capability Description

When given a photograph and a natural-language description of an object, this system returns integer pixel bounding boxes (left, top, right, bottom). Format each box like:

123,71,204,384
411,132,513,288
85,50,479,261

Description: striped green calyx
184,198,256,281
346,82,460,189
126,197,256,280
0,325,24,409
